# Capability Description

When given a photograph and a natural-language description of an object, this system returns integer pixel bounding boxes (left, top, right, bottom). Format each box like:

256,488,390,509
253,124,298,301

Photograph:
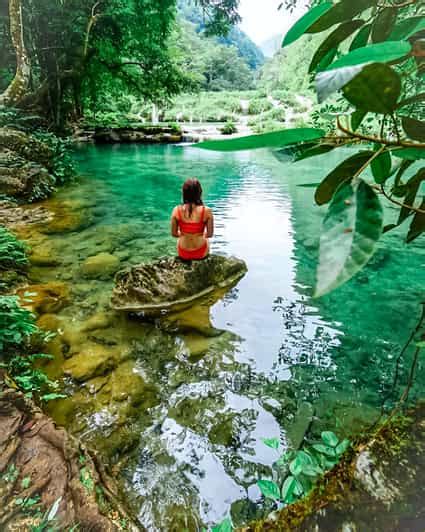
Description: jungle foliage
0,0,241,128
198,0,425,297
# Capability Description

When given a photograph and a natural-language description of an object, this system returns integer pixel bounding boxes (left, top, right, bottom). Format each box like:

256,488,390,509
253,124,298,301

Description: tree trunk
0,0,31,107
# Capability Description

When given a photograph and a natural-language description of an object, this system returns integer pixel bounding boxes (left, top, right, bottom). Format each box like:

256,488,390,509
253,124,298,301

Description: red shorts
178,241,208,260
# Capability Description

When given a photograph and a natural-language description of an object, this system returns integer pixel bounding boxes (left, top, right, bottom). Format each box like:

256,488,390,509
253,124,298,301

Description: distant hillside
177,0,265,70
260,34,282,58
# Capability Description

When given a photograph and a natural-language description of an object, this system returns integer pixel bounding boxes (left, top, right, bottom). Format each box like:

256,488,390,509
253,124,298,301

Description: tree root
0,385,141,531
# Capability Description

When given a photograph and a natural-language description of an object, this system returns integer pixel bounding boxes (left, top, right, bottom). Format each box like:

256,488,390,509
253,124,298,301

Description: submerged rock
81,252,121,279
16,281,70,314
111,254,247,315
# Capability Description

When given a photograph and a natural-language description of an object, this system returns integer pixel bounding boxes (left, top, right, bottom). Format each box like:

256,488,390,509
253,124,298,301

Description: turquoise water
41,144,424,529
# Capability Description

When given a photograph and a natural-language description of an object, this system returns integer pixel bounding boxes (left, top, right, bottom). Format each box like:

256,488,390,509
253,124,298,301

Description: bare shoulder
171,205,180,218
204,206,213,218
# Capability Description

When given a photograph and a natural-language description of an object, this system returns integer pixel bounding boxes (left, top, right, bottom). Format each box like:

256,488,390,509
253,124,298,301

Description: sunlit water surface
38,144,425,530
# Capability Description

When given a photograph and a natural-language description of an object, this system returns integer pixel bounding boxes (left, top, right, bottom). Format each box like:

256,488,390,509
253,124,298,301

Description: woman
171,178,214,260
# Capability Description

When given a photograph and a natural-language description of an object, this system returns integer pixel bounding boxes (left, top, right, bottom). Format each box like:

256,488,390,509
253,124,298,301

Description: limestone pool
30,143,424,530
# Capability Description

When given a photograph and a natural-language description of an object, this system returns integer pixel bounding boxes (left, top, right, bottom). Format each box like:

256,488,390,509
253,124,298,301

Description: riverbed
22,143,425,530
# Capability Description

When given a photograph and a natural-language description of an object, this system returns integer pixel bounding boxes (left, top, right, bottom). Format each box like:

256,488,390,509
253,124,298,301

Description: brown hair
182,178,203,217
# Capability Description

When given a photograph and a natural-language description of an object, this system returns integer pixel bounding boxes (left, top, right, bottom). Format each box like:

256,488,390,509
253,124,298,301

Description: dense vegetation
0,0,241,128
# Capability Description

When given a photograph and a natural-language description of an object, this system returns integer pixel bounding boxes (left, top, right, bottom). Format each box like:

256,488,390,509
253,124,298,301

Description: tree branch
378,184,425,214
337,117,425,148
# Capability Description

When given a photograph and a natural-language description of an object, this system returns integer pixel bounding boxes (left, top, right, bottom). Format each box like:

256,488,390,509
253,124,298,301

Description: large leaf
294,143,336,161
402,117,425,142
371,8,398,43
397,169,425,226
282,3,333,48
315,151,374,205
308,0,376,34
325,41,412,70
351,109,367,130
257,479,281,501
315,180,383,297
393,148,425,160
309,20,365,73
407,199,425,243
389,16,425,41
349,24,371,51
343,63,401,114
316,64,365,103
371,149,392,184
196,128,325,152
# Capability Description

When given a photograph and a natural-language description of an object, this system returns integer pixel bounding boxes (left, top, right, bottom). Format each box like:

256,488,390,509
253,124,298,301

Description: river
29,143,424,530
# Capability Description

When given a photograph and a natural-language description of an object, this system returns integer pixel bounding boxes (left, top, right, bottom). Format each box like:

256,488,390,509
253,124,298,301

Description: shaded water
29,144,424,529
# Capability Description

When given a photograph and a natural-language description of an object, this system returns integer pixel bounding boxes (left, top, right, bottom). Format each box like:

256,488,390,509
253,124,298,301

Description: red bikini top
177,205,206,234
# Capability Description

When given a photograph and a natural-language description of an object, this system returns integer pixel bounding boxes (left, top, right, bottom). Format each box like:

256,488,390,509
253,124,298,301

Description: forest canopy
0,0,242,127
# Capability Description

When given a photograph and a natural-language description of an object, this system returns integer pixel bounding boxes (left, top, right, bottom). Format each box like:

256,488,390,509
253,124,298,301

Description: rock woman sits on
171,178,214,260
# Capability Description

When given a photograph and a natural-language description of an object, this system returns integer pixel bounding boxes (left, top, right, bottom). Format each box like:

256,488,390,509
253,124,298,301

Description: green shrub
0,295,64,401
220,121,238,135
247,98,273,115
33,132,75,186
0,296,37,352
0,226,28,271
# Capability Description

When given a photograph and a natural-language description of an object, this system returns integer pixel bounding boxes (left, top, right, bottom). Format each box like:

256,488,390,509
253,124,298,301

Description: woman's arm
171,207,180,238
205,208,214,238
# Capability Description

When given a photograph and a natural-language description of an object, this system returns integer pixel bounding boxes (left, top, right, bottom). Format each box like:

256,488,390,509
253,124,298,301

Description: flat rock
111,254,247,315
63,343,124,382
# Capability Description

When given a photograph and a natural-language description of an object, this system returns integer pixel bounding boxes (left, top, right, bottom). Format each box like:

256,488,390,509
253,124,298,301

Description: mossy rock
82,252,121,280
111,254,247,315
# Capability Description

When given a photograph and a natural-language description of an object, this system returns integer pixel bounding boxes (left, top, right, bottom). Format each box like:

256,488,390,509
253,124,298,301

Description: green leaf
416,341,425,348
315,180,383,297
293,143,336,161
371,149,392,184
212,517,233,532
309,20,365,73
316,64,365,103
308,0,376,34
196,128,325,152
349,24,371,51
301,464,324,477
282,3,334,48
262,437,280,449
21,477,31,489
321,431,339,447
257,479,281,501
406,198,425,243
281,476,303,503
312,444,336,457
351,109,367,131
325,41,412,70
343,63,401,114
393,148,425,160
315,151,374,205
389,16,425,41
371,8,398,43
402,117,425,142
335,439,351,455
